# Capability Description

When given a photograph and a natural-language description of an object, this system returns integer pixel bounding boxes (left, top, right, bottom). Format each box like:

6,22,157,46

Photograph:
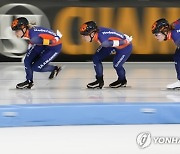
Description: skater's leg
87,47,112,89
16,45,44,89
110,44,132,88
167,47,180,89
31,45,62,79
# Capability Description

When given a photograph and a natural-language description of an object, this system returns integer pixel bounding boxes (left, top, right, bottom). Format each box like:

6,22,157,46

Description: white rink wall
0,125,180,154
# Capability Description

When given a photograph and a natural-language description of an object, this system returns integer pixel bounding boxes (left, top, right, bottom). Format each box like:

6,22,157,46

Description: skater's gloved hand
124,34,133,43
101,40,113,47
56,30,63,38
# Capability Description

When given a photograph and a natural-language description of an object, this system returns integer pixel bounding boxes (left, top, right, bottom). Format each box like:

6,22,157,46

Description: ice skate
49,66,62,79
109,79,127,88
16,80,34,89
87,76,104,89
166,80,180,90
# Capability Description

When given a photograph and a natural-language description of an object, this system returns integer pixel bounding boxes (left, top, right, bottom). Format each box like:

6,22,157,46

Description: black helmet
152,18,170,34
11,17,29,31
80,21,98,35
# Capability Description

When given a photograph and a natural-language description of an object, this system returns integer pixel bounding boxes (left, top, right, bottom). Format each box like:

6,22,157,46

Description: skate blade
104,85,131,89
109,85,126,88
49,65,65,79
166,87,180,90
16,87,32,90
87,86,103,89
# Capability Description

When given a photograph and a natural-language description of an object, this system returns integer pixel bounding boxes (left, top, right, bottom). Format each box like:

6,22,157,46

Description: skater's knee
32,65,41,72
24,57,30,66
113,63,116,69
92,55,101,64
113,63,123,71
24,57,35,69
174,60,180,67
113,63,121,69
174,53,180,62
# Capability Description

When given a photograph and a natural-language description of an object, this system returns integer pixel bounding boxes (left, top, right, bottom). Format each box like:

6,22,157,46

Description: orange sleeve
38,34,54,40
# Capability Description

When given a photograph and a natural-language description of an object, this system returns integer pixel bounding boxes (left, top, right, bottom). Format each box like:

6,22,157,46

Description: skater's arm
101,35,133,48
30,34,60,45
39,34,60,45
101,40,127,47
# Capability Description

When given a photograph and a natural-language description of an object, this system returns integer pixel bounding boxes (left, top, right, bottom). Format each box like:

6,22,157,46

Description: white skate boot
166,80,180,89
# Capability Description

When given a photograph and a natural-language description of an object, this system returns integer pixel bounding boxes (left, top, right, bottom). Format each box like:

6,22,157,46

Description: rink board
0,103,180,127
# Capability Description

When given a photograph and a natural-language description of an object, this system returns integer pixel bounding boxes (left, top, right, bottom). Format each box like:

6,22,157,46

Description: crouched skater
152,18,180,89
80,21,133,89
11,17,62,89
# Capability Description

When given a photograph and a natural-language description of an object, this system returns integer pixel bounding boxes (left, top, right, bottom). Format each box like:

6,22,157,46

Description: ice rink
0,62,180,154
1,62,180,104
